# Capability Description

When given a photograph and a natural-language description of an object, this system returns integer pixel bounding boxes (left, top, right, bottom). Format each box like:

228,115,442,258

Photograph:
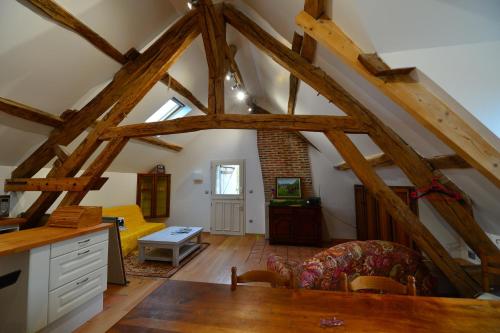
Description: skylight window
145,97,190,123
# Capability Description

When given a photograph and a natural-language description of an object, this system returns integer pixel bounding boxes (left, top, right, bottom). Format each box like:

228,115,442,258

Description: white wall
0,166,137,217
164,129,266,234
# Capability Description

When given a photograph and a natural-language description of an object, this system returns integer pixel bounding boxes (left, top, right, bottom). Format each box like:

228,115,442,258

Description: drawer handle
76,278,89,286
78,249,90,256
78,239,90,244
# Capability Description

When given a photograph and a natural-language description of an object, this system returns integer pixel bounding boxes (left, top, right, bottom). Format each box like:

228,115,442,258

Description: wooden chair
230,267,292,290
339,272,417,296
480,254,500,292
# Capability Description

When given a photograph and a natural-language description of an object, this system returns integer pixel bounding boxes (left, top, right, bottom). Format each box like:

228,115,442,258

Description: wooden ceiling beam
26,0,127,64
12,11,200,179
4,177,107,192
126,48,208,114
287,32,303,115
335,153,471,171
296,11,500,188
0,97,64,128
59,138,129,206
134,136,183,152
223,4,496,296
199,1,225,114
326,130,480,297
100,114,367,139
161,74,208,114
22,11,200,227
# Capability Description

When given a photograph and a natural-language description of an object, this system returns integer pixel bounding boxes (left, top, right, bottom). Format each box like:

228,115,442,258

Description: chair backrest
231,267,292,290
481,254,500,292
339,272,416,296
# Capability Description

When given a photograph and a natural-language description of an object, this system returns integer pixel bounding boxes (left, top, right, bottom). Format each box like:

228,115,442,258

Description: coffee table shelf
138,226,203,266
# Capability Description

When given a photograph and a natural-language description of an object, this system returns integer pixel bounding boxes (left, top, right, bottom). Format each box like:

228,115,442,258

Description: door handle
78,239,90,244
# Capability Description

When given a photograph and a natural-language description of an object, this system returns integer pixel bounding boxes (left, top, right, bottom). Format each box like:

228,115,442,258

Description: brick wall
257,130,314,201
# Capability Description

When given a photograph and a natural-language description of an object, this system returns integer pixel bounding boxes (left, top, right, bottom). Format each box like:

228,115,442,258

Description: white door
210,160,245,235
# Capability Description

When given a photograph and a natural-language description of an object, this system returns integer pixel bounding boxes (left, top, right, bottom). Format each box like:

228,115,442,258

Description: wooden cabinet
137,173,171,218
269,205,322,246
354,185,418,250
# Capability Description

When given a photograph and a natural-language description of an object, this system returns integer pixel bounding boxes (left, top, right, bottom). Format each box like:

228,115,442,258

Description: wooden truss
6,0,500,297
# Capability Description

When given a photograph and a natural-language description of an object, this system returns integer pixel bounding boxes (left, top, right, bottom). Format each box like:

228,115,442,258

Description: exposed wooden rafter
0,97,64,128
199,1,225,114
223,4,492,296
59,138,129,206
161,74,208,114
287,32,303,115
358,53,415,77
26,0,127,63
296,11,500,188
0,95,182,153
11,12,201,180
126,48,208,114
22,10,201,227
4,177,107,192
326,130,480,297
335,153,471,171
100,114,366,139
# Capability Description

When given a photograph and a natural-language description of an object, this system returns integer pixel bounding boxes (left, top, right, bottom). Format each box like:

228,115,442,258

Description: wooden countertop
110,280,500,333
0,223,111,256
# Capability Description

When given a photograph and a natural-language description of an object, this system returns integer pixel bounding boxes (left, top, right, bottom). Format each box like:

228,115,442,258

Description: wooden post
325,130,480,297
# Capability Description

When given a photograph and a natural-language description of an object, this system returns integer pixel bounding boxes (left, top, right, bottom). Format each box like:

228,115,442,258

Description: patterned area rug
124,243,209,278
245,237,325,266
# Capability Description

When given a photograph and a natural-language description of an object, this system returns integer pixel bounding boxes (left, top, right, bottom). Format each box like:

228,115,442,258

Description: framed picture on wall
276,177,302,199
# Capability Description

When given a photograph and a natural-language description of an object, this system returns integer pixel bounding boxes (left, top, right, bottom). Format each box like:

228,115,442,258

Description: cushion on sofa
102,205,165,256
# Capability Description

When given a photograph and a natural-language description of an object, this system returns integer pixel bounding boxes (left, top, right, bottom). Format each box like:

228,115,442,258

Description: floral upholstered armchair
267,240,435,295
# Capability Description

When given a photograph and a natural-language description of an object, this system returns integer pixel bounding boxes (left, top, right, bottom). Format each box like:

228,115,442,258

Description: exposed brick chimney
256,130,314,201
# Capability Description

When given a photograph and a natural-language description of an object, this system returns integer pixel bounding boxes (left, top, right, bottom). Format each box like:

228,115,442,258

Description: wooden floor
77,233,283,332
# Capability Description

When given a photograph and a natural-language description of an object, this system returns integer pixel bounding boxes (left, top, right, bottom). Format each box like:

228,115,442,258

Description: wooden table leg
138,244,145,263
172,246,180,267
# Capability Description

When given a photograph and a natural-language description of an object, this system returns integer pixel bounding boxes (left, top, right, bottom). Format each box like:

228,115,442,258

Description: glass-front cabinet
136,173,171,218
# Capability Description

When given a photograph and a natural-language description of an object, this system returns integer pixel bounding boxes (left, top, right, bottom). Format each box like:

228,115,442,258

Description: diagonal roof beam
25,0,207,116
0,95,182,153
12,6,199,178
23,10,200,226
335,153,471,171
296,10,500,188
26,0,127,63
287,0,325,115
287,32,303,115
161,74,208,114
0,96,64,127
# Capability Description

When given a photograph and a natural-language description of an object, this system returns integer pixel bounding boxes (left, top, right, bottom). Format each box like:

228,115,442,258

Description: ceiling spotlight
236,90,247,101
248,106,254,113
225,73,231,81
231,84,238,91
187,0,199,10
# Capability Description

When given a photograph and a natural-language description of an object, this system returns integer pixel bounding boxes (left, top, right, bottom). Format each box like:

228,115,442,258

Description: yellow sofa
102,205,166,256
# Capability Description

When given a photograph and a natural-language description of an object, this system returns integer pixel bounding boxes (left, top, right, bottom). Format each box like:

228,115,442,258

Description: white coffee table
138,226,203,266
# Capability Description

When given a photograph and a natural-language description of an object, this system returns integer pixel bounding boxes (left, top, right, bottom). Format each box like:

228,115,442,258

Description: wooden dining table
109,280,500,332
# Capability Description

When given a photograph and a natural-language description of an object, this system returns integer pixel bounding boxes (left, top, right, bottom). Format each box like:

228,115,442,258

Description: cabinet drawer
48,266,107,324
51,229,108,258
49,240,108,291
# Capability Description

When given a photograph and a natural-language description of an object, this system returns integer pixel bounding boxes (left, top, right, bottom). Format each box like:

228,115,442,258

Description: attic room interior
1,0,500,332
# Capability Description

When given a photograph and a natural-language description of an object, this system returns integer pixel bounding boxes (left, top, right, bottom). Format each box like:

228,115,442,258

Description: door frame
210,159,245,235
